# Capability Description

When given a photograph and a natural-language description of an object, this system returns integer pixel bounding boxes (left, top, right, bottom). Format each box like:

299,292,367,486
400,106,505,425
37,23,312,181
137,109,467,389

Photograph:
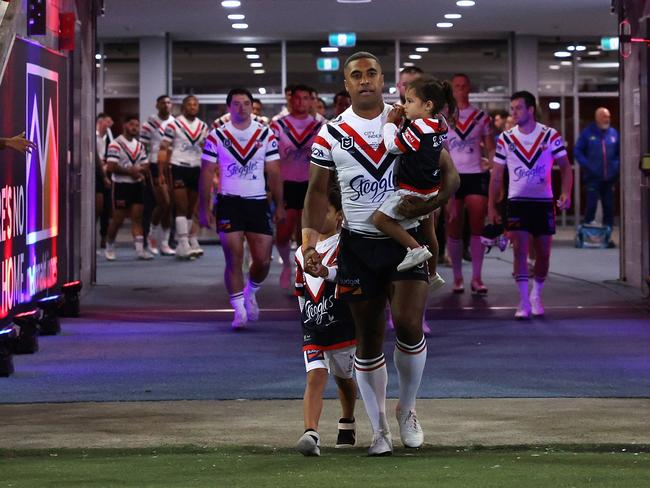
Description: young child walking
372,77,455,281
294,185,357,456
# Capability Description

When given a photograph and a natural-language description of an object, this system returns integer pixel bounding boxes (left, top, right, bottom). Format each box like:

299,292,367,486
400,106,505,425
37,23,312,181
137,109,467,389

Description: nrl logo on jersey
341,136,354,151
223,138,232,148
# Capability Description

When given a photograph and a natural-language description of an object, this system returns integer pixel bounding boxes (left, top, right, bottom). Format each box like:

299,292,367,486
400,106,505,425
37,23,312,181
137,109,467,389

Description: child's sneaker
429,272,445,292
397,246,433,272
297,430,321,456
335,418,356,448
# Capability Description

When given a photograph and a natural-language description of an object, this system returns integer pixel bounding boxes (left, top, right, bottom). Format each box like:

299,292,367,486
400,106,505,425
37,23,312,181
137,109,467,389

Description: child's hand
386,104,404,125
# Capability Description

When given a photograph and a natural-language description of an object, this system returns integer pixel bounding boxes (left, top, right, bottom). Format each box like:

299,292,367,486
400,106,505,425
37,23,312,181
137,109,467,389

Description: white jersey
212,113,268,130
310,104,402,235
271,114,324,182
140,114,174,163
202,120,279,200
106,135,147,184
162,115,209,168
446,105,491,174
96,129,113,161
494,122,568,201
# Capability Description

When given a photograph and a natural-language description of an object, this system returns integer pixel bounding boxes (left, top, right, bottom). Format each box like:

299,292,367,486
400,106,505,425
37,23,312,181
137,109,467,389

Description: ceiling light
258,87,267,94
560,61,572,66
232,23,248,29
436,22,453,28
587,50,601,55
403,62,414,67
221,0,241,7
548,64,560,70
575,45,586,51
456,0,475,6
246,54,260,59
567,45,576,51
415,47,429,52
554,51,571,58
337,0,372,3
253,69,266,74
389,87,397,94
321,47,339,53
95,53,102,60
579,62,620,69
548,102,561,110
250,62,263,67
409,54,422,60
228,14,245,20
445,13,462,19
243,47,257,52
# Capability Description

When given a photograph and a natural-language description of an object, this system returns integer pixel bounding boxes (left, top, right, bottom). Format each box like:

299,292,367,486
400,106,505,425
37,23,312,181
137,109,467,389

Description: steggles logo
25,64,59,245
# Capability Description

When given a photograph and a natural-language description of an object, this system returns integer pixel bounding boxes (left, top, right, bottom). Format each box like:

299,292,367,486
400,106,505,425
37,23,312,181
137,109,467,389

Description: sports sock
150,224,161,242
470,235,485,281
394,336,427,412
532,276,545,297
175,216,189,246
514,274,529,303
161,227,171,246
244,279,262,296
447,237,463,281
230,292,245,310
354,354,387,433
134,235,144,253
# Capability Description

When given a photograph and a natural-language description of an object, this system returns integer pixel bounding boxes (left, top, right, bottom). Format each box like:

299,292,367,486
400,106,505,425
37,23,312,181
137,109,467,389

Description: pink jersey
446,105,491,174
270,114,324,182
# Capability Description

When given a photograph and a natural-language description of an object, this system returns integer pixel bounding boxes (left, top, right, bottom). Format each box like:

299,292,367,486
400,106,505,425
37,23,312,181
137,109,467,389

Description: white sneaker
231,307,248,330
159,243,176,256
396,407,424,448
397,246,433,272
104,247,116,261
429,272,445,292
244,291,259,321
147,236,160,255
515,301,531,320
368,429,393,456
297,430,321,457
175,241,192,260
530,293,545,316
279,266,292,289
189,238,204,258
136,249,154,261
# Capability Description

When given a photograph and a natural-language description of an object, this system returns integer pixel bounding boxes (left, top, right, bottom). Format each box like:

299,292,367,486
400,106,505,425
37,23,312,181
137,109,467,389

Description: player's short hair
451,73,470,83
123,114,139,124
226,88,253,106
511,90,537,110
333,90,350,103
343,51,380,70
491,109,509,120
327,182,342,212
284,84,296,95
400,66,424,77
291,84,314,97
252,98,262,105
96,112,109,122
181,95,198,106
156,94,170,103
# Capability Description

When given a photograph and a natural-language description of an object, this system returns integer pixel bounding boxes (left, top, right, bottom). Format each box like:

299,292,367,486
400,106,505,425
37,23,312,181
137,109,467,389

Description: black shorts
215,194,273,235
171,165,200,192
112,182,144,209
506,200,556,236
336,227,429,301
456,172,490,198
283,180,308,210
149,162,160,180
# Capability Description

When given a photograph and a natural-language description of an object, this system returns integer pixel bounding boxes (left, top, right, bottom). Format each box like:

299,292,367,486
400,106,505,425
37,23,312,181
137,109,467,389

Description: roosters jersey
270,114,324,182
446,105,491,174
212,113,268,130
162,115,209,168
310,104,401,235
140,114,174,163
494,123,568,201
294,234,355,351
106,135,148,184
202,120,279,200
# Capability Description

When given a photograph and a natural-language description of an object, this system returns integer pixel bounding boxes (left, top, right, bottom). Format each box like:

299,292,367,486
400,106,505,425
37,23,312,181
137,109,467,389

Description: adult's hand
1,132,36,154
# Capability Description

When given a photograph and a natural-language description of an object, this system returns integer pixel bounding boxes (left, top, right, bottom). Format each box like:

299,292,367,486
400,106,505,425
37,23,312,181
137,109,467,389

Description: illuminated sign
600,37,619,51
328,32,356,47
317,57,340,71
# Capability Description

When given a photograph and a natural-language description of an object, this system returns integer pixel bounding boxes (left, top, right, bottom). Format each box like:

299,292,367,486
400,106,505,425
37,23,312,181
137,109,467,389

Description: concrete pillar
139,36,170,120
510,34,538,98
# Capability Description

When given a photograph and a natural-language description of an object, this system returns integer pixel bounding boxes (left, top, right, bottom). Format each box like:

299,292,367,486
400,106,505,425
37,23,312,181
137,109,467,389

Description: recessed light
228,14,245,20
221,0,241,7
567,45,576,51
548,102,561,110
436,22,453,28
243,47,257,52
575,45,586,51
95,53,102,60
587,50,601,55
415,47,429,52
321,47,339,53
554,51,571,58
445,13,462,19
389,87,397,94
246,54,260,59
337,0,372,3
250,62,263,67
456,0,475,6
560,61,572,66
549,64,560,70
253,69,266,74
409,54,422,60
232,23,248,29
403,62,414,67
258,87,267,94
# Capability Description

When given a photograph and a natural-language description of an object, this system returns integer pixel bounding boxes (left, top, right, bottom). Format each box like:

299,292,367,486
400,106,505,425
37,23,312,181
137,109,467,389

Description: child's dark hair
407,76,456,121
327,181,342,212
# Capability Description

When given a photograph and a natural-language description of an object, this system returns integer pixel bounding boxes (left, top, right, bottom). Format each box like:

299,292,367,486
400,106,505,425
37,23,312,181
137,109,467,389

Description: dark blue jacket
574,123,620,182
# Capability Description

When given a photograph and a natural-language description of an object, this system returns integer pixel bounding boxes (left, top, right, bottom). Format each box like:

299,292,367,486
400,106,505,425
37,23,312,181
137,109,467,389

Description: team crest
509,143,516,151
341,136,354,151
223,138,231,148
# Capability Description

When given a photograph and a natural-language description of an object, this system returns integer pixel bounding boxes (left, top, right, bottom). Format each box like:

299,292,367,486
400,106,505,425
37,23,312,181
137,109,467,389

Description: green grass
1,446,649,488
